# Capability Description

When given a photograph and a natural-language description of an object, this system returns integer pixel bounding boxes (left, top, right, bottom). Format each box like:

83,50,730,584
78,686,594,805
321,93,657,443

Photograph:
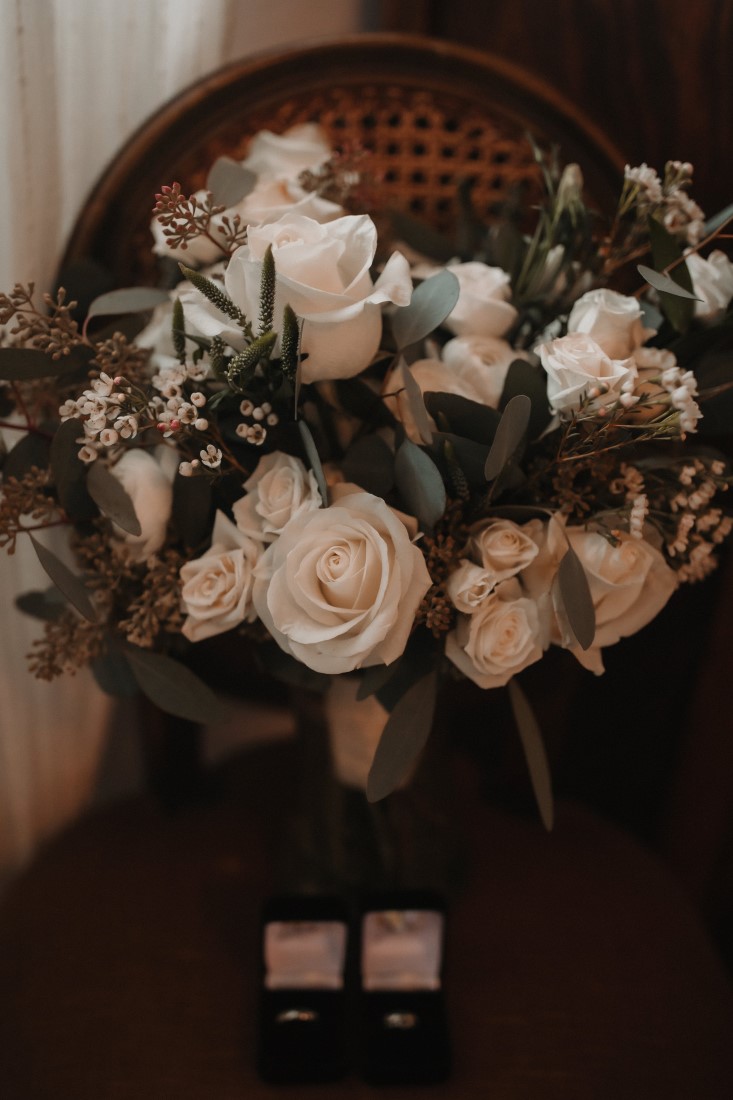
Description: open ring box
359,890,451,1085
257,895,349,1083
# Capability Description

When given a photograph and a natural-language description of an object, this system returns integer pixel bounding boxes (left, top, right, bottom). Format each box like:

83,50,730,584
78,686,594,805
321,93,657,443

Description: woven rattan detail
185,84,542,234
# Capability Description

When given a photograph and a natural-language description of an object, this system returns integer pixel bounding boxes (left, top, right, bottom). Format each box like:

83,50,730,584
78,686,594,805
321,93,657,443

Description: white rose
470,519,540,584
565,528,677,673
445,578,545,689
538,332,636,413
242,123,332,179
446,560,496,612
444,262,517,338
180,511,262,642
252,490,431,674
232,451,322,542
239,177,342,227
110,446,176,562
181,213,412,383
687,250,733,322
567,288,654,359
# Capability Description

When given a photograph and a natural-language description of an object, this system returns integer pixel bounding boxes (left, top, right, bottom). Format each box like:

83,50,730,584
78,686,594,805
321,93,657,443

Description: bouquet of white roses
2,123,732,810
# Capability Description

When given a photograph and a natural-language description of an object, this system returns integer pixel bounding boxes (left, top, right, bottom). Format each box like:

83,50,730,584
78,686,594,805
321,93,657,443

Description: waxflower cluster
2,122,733,786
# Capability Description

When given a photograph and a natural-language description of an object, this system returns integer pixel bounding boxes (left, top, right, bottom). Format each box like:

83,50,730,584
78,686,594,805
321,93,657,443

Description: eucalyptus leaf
637,264,700,301
507,678,554,831
431,432,489,485
484,394,531,481
366,670,438,802
29,534,97,623
391,270,460,350
399,358,434,443
646,218,696,333
87,287,170,320
2,431,51,481
15,587,67,622
50,417,97,520
206,156,256,208
124,645,231,723
298,419,329,504
703,203,733,239
0,347,86,382
500,359,552,439
394,439,446,533
556,543,595,651
341,434,395,497
87,461,142,536
91,648,139,697
424,391,501,444
356,662,397,702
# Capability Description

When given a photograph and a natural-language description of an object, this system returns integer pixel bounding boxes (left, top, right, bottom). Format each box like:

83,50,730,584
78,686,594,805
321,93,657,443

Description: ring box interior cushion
360,894,451,1084
258,896,349,1083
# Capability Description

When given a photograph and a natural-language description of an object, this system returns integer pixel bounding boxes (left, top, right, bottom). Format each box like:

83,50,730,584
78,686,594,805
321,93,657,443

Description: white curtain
0,0,365,872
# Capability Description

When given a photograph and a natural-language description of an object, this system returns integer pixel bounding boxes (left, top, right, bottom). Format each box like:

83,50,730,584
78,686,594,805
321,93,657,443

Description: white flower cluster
59,372,138,463
624,160,706,244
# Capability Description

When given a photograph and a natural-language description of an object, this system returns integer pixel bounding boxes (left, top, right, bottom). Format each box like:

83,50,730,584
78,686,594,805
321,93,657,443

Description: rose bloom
180,511,262,642
232,451,322,542
687,250,733,322
567,288,653,359
182,212,412,383
538,332,636,413
109,446,176,562
470,519,540,584
446,559,496,613
443,261,518,338
252,489,431,674
242,123,332,179
445,578,546,689
565,528,678,673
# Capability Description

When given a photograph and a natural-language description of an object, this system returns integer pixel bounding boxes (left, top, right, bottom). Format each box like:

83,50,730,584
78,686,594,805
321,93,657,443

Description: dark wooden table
1,743,732,1099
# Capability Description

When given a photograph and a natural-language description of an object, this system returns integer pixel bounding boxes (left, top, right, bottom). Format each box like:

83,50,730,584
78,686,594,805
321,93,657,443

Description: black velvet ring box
358,889,451,1085
257,894,350,1084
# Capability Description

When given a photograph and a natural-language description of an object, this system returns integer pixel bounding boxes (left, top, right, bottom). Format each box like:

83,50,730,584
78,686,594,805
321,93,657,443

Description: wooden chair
2,35,732,1098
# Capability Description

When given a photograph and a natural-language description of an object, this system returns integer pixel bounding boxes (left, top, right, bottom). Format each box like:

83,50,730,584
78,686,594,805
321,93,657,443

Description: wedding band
275,1008,320,1024
383,1011,419,1029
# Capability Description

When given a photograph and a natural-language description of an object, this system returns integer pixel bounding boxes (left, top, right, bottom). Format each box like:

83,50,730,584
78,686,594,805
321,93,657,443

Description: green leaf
342,434,395,497
637,264,700,301
29,533,98,623
431,432,489,486
645,218,696,333
50,418,98,521
0,346,91,382
500,358,552,439
507,678,554,831
206,156,256,207
298,419,329,504
424,392,501,444
87,461,142,536
394,439,446,533
87,287,170,319
2,431,51,481
258,244,276,335
484,394,531,480
391,270,460,350
556,544,595,650
399,358,433,443
124,645,231,723
702,203,733,239
356,662,397,702
15,587,66,622
91,648,139,697
366,670,437,802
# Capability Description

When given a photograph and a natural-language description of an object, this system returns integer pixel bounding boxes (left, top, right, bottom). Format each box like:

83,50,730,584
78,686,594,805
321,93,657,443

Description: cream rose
565,528,677,673
470,519,540,585
181,213,412,383
446,560,496,613
252,489,431,674
444,262,517,338
232,451,322,542
180,511,262,642
109,446,176,562
567,288,653,359
242,123,332,179
687,250,733,322
445,578,545,689
538,332,636,413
